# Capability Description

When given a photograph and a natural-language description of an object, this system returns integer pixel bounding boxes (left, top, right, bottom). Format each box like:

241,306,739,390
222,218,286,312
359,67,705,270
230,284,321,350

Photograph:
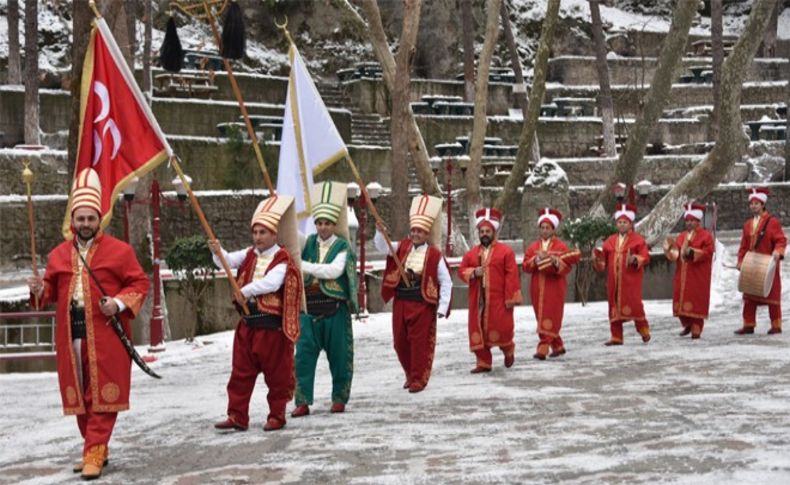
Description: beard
479,235,492,247
77,226,98,242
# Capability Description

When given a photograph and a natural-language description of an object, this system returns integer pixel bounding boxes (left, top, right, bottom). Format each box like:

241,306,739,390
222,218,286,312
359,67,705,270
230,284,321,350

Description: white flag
276,43,348,234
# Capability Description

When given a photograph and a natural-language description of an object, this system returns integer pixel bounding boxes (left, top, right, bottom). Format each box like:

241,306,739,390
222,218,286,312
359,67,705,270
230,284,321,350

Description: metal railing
0,311,56,360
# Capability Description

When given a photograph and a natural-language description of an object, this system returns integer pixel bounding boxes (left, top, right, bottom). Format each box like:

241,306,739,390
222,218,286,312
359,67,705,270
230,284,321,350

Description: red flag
63,18,172,237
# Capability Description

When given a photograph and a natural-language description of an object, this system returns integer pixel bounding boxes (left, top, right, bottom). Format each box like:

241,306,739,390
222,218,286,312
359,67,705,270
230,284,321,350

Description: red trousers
536,334,564,357
226,322,295,427
392,298,436,389
679,316,704,337
475,343,515,369
610,319,650,343
76,340,117,456
743,300,782,330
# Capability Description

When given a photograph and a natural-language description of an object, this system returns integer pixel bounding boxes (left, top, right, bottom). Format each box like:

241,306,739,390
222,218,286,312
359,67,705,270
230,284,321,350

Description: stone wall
0,88,352,146
548,56,788,86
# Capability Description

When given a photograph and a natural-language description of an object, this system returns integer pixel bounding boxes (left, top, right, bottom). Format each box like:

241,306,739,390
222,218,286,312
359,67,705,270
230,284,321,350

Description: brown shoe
470,366,492,374
73,449,108,473
734,327,755,335
330,403,345,413
81,445,107,480
213,418,247,431
768,328,782,335
642,334,651,343
549,348,566,358
533,353,546,361
291,405,310,418
504,354,515,368
408,382,425,393
679,327,691,336
604,340,623,346
691,334,701,340
263,417,285,431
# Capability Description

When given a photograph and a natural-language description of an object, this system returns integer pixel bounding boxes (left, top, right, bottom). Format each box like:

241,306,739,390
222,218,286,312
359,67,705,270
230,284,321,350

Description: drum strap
752,216,772,250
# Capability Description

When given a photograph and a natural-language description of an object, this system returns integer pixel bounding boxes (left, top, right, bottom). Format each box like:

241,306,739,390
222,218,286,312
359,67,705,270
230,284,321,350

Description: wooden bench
183,50,224,71
745,119,785,141
434,142,465,157
410,102,433,115
540,103,558,117
154,72,218,98
243,115,284,129
433,101,474,116
758,124,786,141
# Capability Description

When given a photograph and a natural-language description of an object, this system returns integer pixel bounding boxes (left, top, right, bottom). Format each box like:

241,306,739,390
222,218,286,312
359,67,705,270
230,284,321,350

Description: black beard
77,228,97,242
480,235,492,247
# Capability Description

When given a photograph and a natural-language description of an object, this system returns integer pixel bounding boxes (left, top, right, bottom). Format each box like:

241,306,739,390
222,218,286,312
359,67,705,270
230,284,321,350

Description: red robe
459,241,522,351
671,228,714,319
381,239,445,310
594,231,650,323
523,238,581,338
737,212,787,306
36,233,148,415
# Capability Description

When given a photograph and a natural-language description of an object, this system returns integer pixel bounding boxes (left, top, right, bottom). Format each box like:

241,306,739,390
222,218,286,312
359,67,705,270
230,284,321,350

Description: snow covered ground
1,241,789,484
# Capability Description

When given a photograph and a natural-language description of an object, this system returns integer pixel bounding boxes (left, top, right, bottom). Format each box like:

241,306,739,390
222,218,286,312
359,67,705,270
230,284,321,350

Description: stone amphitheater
0,13,788,344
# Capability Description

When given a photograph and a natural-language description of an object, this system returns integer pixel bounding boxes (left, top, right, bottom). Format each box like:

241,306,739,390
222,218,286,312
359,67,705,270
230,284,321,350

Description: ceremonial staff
166,0,275,194
22,160,39,309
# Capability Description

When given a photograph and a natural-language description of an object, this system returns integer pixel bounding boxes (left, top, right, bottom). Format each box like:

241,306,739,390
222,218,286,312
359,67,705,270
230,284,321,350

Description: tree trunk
710,0,723,139
339,0,441,197
493,0,560,211
467,0,502,239
786,45,790,181
143,0,153,100
637,0,778,247
23,0,40,145
760,0,780,57
67,2,96,179
391,0,423,239
589,0,617,157
501,0,540,163
460,0,476,102
7,0,21,85
589,0,698,217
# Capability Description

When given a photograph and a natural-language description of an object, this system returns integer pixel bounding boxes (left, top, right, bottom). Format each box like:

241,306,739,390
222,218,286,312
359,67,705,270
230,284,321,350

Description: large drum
738,251,776,298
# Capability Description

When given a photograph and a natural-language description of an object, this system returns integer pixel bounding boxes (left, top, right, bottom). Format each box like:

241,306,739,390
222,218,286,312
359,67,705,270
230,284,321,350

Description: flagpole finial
275,16,294,45
88,0,102,18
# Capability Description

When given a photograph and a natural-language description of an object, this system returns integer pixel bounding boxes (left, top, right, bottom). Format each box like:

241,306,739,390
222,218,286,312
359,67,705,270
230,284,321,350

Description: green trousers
294,302,354,406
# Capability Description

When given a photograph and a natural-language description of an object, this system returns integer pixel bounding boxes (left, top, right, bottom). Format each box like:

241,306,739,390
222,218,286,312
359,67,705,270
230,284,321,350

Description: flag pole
198,0,276,195
22,160,39,309
170,156,250,314
344,154,411,287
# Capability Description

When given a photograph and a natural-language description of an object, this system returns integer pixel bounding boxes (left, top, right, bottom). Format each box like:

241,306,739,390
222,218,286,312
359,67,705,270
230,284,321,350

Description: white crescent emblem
93,81,110,124
102,119,122,160
92,129,102,166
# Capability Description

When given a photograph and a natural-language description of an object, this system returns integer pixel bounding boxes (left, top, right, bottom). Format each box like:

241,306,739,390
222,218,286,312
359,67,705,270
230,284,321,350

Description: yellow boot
73,446,109,473
80,444,107,480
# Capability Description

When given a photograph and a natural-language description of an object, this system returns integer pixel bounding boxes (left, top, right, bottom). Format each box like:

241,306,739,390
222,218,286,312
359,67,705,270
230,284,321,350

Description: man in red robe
594,203,651,345
459,208,522,372
28,168,149,480
663,203,714,339
735,187,786,335
210,195,303,432
375,194,452,393
523,208,581,359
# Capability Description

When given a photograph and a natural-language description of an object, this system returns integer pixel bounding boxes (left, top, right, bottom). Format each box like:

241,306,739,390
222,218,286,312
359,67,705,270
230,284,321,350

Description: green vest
302,234,359,313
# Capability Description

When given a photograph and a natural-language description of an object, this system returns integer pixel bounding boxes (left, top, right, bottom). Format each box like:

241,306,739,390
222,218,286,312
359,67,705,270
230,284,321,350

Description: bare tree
7,0,21,84
389,0,424,238
466,0,502,239
493,0,560,211
589,0,698,217
589,0,617,156
759,0,781,57
143,0,154,100
67,2,94,179
637,0,778,246
24,0,39,145
460,0,476,102
786,45,790,182
500,0,540,163
710,0,723,139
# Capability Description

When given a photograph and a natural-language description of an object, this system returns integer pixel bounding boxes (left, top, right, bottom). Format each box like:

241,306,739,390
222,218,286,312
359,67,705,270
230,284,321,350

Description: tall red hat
614,204,637,222
683,203,705,221
475,207,502,231
536,208,562,228
747,187,769,204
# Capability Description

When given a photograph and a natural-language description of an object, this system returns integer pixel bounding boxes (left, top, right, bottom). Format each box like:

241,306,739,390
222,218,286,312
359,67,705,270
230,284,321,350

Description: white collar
255,244,280,257
76,238,94,250
318,234,337,247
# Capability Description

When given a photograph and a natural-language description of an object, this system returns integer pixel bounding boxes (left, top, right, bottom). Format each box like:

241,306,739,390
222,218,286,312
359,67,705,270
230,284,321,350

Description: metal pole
357,194,367,314
149,178,165,351
446,157,453,255
122,200,131,243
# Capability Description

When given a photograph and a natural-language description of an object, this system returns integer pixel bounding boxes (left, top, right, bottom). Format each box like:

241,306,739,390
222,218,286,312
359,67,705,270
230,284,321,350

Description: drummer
735,188,786,335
